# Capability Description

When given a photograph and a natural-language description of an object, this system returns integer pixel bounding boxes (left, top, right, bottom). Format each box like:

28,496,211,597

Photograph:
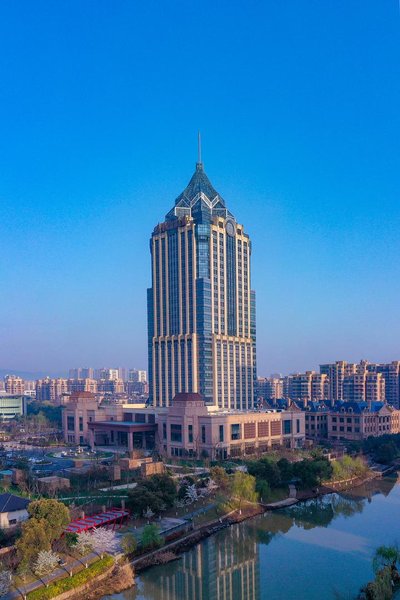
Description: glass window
171,424,182,443
219,425,224,442
162,423,167,440
67,416,75,431
283,420,292,435
201,425,206,444
231,424,241,440
188,424,193,443
79,416,83,432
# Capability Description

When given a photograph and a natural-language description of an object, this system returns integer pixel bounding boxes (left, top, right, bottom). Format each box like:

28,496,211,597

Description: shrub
140,524,164,550
27,556,114,600
121,533,137,556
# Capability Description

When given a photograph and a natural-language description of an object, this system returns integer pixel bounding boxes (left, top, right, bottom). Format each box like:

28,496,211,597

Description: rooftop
0,493,30,513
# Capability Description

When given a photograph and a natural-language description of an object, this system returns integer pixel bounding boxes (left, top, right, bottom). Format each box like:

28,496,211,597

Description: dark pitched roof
333,401,387,414
0,493,30,513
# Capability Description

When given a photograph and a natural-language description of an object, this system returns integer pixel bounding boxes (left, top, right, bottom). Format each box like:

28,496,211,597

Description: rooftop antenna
197,131,202,167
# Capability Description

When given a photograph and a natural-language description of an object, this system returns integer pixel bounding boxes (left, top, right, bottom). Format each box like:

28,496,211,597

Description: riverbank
109,477,400,600
129,470,384,573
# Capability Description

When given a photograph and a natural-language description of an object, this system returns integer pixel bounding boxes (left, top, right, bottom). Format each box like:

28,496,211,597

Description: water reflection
119,525,259,600
109,476,398,600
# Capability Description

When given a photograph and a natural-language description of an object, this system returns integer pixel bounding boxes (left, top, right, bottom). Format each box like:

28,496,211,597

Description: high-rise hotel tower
148,150,256,409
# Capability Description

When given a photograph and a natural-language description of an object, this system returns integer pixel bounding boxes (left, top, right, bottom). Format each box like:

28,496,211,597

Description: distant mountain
0,369,67,380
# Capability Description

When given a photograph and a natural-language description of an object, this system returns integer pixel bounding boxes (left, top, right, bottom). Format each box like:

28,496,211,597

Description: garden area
0,498,122,599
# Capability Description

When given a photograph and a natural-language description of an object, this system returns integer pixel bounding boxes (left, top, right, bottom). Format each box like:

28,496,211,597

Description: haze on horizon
1,1,400,377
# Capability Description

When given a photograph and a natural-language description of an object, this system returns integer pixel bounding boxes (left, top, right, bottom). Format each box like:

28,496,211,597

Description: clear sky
1,1,400,377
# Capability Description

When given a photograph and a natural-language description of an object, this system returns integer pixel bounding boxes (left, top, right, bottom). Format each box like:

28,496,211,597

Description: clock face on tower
226,220,235,237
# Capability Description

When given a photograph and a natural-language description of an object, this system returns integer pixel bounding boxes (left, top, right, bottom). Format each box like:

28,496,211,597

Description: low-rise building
327,401,400,442
157,393,305,460
0,395,26,421
64,391,305,459
0,493,30,528
304,402,329,440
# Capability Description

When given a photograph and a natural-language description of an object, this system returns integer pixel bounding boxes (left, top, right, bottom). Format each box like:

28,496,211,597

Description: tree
127,487,164,515
91,528,118,559
210,466,229,490
33,550,59,578
246,458,281,489
231,472,258,513
121,533,137,556
28,499,70,543
74,531,94,556
140,524,163,550
16,519,50,567
277,458,293,482
0,568,11,598
372,545,400,575
143,507,155,521
255,479,270,502
185,484,198,504
376,442,398,465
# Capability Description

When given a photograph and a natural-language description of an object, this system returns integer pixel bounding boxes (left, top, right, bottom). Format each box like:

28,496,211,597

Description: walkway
6,552,100,600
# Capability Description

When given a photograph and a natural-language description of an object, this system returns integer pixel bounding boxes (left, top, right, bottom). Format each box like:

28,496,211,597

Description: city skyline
2,2,400,374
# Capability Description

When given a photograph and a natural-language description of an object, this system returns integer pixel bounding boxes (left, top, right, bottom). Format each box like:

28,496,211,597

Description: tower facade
148,156,256,409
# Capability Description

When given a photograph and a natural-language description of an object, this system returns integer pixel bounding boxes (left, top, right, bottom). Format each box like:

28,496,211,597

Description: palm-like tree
372,545,400,575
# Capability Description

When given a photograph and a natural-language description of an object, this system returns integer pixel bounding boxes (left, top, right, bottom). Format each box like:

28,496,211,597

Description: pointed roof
173,162,225,207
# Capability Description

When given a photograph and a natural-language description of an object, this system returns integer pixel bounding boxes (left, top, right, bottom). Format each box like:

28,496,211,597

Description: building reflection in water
124,477,398,600
134,524,260,600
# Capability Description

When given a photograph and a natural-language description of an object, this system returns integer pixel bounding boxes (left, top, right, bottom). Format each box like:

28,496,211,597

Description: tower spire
197,131,202,169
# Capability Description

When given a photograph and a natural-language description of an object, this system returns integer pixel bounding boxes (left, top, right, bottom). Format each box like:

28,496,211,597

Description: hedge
27,555,114,600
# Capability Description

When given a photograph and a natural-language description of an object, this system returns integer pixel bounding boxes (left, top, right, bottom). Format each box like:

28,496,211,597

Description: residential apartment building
367,361,400,408
284,372,329,403
128,369,147,383
319,361,356,402
148,156,256,409
4,375,25,396
69,368,94,380
95,368,119,381
256,377,283,401
343,371,385,403
67,378,98,394
97,379,125,394
35,378,68,403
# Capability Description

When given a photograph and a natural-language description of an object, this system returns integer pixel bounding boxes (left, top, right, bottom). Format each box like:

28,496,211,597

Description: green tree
121,533,137,556
372,545,400,575
277,458,293,482
28,499,70,542
246,457,281,488
255,479,270,502
140,524,163,550
231,472,258,512
376,442,398,465
210,466,229,490
16,519,50,566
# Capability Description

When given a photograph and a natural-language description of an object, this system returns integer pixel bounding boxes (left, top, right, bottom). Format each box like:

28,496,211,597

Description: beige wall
0,508,28,529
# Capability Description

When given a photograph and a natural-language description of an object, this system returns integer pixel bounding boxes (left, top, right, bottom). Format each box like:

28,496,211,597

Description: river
105,476,400,600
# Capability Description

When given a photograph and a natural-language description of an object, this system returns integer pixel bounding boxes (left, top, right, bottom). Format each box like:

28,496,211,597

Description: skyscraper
148,146,256,409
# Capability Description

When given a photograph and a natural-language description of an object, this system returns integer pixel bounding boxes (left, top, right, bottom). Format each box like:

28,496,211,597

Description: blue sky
1,1,400,376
